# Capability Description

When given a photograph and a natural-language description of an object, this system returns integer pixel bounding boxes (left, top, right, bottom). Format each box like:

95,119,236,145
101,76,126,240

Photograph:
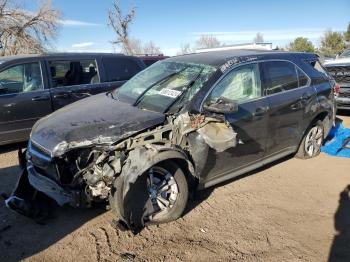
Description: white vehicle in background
324,49,350,110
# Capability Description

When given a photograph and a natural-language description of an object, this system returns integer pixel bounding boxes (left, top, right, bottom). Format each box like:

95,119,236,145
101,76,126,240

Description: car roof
166,49,317,67
0,52,127,62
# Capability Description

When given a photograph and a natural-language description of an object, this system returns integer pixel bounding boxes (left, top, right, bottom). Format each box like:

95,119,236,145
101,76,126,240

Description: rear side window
102,57,142,82
0,62,43,95
263,61,299,95
49,60,99,88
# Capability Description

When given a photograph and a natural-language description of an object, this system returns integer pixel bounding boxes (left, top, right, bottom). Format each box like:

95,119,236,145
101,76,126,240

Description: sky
26,0,350,55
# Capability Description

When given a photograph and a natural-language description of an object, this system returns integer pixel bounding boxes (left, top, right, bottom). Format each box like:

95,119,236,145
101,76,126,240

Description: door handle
32,95,50,101
53,92,70,99
254,106,269,116
301,93,311,101
290,103,301,110
71,92,91,98
3,102,16,107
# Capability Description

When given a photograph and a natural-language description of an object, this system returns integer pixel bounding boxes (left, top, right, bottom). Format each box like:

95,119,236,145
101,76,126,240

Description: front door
0,61,52,144
201,62,269,183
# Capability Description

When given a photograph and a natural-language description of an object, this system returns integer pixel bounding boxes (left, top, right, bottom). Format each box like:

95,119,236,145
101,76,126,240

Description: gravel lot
0,113,349,262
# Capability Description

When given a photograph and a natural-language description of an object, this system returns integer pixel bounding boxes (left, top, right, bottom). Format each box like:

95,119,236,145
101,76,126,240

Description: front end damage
6,113,237,233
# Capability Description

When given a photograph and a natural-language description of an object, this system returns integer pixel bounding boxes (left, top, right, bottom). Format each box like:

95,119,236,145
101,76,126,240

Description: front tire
110,161,189,225
295,120,324,159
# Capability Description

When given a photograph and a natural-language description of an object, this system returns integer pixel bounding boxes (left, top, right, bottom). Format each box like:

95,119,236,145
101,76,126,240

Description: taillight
333,83,340,96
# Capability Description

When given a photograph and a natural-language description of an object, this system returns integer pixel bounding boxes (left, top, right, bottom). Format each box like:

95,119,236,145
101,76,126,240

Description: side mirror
203,97,238,114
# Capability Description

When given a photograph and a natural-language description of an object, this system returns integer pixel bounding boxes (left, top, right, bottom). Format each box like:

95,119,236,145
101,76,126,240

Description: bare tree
127,38,142,54
142,41,161,55
253,32,264,43
108,0,136,55
177,43,194,55
195,34,220,49
0,0,60,56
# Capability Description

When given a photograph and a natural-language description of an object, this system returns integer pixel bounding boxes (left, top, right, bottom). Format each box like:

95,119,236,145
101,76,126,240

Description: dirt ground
0,113,349,262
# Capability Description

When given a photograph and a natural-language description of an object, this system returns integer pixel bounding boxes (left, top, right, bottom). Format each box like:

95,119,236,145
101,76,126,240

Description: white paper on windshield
159,88,181,98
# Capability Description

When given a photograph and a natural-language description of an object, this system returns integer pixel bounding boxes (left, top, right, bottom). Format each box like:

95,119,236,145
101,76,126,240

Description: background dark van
0,53,146,145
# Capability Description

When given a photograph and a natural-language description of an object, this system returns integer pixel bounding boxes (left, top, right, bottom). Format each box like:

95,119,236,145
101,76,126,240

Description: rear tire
295,120,324,159
110,161,189,225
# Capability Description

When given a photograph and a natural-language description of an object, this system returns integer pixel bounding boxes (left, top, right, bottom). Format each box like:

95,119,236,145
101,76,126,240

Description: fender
120,146,194,194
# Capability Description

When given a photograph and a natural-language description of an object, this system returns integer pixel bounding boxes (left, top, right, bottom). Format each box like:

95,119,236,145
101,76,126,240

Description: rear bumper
336,84,350,110
336,97,350,110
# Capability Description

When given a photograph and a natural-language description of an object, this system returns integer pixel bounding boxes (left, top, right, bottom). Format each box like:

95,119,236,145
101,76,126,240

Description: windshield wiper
133,67,188,106
164,68,204,114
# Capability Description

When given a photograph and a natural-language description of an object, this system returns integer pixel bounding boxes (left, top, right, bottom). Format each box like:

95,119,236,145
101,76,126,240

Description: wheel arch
119,147,196,194
310,111,332,139
297,110,330,152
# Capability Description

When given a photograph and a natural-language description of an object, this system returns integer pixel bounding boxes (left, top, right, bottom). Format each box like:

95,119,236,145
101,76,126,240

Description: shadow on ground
0,142,27,155
328,185,350,262
0,143,106,262
184,154,294,216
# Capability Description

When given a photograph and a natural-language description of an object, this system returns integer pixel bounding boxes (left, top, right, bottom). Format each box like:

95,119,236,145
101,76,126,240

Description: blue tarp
321,122,350,158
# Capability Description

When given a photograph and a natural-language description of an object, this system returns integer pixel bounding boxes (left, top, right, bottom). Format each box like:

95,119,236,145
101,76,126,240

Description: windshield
114,61,216,113
339,49,350,58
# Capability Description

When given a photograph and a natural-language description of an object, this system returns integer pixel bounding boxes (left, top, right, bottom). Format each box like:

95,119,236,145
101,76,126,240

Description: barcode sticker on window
159,88,181,98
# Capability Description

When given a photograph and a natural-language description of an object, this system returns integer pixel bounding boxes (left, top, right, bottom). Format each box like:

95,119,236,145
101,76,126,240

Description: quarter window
102,57,142,82
308,60,328,78
0,62,43,95
206,63,262,105
49,60,99,88
263,61,299,95
297,67,309,86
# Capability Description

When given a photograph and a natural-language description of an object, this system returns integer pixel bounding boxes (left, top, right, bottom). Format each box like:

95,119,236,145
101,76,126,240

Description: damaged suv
6,50,335,233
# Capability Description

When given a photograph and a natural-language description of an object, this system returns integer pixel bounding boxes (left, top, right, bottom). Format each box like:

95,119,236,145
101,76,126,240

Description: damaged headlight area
34,146,125,207
6,145,126,215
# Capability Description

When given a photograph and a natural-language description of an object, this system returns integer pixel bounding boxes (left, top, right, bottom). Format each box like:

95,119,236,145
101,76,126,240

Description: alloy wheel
304,125,323,157
147,166,179,220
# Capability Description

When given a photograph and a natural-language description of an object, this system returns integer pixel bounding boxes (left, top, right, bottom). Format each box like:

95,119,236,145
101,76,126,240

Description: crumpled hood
30,93,165,156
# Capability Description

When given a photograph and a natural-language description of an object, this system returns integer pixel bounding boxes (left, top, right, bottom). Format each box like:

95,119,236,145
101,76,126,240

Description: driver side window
206,63,262,105
0,62,43,95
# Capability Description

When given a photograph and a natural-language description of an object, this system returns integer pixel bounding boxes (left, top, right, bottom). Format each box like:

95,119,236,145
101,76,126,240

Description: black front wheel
110,161,189,226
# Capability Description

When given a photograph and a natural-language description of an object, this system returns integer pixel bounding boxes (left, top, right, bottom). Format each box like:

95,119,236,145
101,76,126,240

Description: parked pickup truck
0,53,146,145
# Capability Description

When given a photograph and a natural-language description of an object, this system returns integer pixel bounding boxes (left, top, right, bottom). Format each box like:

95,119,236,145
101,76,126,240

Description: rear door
201,62,270,182
0,61,52,144
261,60,315,155
48,58,111,110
